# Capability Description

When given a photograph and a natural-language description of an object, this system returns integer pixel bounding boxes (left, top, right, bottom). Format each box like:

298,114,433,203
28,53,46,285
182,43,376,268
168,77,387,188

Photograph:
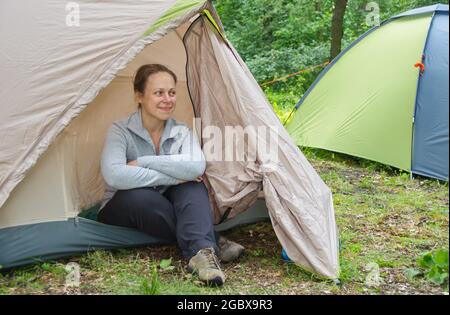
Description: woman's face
137,71,176,121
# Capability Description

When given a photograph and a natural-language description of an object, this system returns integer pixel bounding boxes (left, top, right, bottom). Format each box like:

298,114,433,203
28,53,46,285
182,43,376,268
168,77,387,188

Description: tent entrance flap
184,17,339,278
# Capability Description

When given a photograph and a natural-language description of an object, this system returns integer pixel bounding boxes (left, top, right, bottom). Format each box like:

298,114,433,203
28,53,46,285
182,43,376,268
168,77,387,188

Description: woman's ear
135,92,143,106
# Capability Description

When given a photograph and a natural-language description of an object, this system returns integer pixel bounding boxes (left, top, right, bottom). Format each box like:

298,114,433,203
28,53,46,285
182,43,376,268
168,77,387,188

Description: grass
0,132,448,295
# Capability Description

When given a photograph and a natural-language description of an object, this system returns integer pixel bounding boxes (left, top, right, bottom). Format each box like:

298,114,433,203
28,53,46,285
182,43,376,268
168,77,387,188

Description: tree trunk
330,0,348,59
315,0,322,12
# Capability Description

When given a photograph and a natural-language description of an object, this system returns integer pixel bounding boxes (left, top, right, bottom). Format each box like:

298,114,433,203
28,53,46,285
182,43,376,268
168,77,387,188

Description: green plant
139,265,160,295
159,258,175,272
419,249,449,285
406,249,449,286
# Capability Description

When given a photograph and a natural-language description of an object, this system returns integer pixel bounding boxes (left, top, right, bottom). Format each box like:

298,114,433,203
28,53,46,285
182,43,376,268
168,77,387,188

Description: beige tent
0,0,339,278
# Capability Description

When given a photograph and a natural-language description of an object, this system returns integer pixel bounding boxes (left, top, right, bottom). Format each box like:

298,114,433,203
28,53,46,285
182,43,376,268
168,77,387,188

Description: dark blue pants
97,182,219,259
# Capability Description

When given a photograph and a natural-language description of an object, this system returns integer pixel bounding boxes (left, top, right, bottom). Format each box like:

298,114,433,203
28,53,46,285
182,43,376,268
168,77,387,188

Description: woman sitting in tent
98,64,243,286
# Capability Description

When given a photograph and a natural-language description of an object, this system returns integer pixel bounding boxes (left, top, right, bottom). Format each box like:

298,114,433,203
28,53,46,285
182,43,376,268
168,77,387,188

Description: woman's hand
127,160,138,166
178,176,203,184
195,176,203,182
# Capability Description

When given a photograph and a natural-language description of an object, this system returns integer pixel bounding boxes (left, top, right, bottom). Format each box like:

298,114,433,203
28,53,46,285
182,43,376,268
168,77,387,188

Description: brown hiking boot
188,247,226,286
218,236,245,263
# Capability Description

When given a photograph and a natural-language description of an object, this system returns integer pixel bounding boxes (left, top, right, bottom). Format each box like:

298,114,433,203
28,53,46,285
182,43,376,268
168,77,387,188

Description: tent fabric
412,11,449,181
0,218,167,270
392,3,449,19
287,5,448,181
143,0,206,36
0,1,339,278
185,18,339,278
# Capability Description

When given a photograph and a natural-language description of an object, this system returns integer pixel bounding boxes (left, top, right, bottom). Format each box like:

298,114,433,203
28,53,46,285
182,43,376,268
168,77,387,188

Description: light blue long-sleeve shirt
99,110,206,209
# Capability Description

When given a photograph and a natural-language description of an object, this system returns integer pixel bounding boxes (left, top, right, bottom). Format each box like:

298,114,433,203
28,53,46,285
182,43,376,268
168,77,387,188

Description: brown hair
134,64,177,107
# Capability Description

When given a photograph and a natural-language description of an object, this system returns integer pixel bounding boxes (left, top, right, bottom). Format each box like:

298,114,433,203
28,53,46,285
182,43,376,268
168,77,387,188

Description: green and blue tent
286,4,449,181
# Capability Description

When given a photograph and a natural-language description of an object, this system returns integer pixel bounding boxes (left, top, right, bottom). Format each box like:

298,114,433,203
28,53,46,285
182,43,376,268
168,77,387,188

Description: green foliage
406,249,449,286
40,263,51,272
159,258,175,271
404,267,422,280
417,249,449,285
215,0,333,89
214,0,448,111
140,259,174,294
140,265,160,295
